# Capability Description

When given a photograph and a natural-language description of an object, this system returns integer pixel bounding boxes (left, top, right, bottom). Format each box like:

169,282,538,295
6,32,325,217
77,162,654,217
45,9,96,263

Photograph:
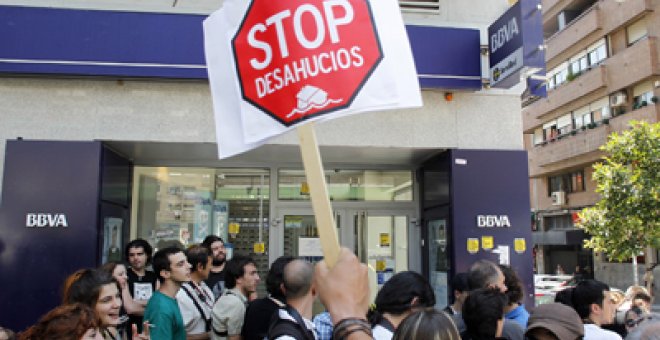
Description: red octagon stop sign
232,0,383,126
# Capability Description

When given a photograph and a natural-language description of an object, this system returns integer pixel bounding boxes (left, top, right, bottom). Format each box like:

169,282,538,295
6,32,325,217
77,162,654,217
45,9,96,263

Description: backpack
267,306,315,340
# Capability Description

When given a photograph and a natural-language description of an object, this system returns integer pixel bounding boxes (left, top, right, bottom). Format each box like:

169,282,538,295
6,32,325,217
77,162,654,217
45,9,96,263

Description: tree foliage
577,121,660,261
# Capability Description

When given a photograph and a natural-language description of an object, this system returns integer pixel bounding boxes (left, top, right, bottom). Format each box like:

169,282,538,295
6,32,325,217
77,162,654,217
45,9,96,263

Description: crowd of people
2,236,658,340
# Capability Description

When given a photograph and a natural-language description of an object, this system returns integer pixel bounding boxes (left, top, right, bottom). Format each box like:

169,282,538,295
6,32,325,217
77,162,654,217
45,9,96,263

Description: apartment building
523,0,659,290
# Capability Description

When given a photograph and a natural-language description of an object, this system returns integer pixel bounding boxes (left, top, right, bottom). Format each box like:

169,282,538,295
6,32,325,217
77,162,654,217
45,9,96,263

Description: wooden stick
297,122,340,267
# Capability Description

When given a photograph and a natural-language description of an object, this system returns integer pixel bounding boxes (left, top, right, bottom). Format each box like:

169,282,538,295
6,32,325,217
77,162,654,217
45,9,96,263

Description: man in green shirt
145,247,192,340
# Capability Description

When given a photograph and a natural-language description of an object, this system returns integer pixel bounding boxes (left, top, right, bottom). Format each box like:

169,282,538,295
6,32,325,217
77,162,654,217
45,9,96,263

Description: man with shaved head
267,259,317,340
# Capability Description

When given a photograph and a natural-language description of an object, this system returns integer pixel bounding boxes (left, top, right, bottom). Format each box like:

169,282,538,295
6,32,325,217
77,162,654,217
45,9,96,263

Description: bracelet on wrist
332,318,372,340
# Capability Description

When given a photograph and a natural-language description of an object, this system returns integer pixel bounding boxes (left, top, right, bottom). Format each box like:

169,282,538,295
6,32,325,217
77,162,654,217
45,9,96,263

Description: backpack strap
180,283,211,332
267,306,315,340
268,319,312,340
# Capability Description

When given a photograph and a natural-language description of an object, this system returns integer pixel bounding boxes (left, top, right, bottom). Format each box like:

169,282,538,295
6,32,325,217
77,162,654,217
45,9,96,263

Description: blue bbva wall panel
0,5,481,89
0,141,103,332
449,149,535,308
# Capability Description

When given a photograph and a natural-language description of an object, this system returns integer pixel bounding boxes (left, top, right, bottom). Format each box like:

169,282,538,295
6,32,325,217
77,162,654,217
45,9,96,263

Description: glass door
349,210,412,301
275,208,415,302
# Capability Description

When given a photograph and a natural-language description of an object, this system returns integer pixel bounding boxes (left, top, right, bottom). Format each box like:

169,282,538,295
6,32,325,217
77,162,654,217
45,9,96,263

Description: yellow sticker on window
514,238,526,253
253,242,265,254
375,259,386,272
482,236,494,250
467,238,479,254
380,233,391,247
228,222,240,235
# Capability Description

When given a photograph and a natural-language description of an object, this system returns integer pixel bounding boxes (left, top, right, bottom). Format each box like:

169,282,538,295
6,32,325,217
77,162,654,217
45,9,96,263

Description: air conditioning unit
610,93,627,107
551,191,566,206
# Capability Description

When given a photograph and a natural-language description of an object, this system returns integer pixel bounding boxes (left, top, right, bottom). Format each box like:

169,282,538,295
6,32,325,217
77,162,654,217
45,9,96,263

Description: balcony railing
606,37,658,92
600,0,653,33
545,5,601,64
523,65,607,132
528,102,659,177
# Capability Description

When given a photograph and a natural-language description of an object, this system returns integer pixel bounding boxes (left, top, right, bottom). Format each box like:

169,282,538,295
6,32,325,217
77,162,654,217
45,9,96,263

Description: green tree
577,121,660,263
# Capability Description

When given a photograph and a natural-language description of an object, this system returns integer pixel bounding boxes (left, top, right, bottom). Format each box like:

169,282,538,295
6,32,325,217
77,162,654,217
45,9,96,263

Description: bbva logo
476,215,511,228
26,213,69,227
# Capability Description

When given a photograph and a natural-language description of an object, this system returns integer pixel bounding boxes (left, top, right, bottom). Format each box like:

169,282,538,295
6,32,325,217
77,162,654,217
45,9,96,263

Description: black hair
225,254,255,289
462,288,507,340
62,269,116,307
554,287,574,307
201,235,225,250
451,272,470,293
266,256,295,300
499,265,524,304
368,271,435,326
152,247,183,283
124,239,153,264
468,259,501,290
571,279,610,320
185,245,210,272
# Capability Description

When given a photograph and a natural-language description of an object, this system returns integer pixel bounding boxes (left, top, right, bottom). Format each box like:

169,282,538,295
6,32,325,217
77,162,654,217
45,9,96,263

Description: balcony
523,65,607,132
528,103,659,177
546,6,602,65
606,37,659,92
599,0,653,33
542,0,571,27
529,124,608,177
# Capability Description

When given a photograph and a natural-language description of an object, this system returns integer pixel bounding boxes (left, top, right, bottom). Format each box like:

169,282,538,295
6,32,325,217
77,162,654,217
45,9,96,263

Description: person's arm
314,248,372,340
227,335,242,340
122,284,146,315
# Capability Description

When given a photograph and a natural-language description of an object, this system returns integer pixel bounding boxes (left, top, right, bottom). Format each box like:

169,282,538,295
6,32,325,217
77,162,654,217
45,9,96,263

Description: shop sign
488,0,545,96
476,214,511,228
25,213,68,228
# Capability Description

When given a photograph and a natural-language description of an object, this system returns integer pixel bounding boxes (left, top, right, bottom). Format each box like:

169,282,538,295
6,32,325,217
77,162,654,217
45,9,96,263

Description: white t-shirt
372,324,393,340
176,281,214,336
583,324,623,340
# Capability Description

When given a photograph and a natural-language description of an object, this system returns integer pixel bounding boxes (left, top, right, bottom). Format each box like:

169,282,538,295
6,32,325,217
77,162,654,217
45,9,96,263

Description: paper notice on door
298,237,323,257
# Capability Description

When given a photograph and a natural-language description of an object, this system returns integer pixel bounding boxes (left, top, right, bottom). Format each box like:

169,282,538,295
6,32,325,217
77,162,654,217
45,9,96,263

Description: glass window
132,167,271,294
587,39,607,66
548,176,562,196
627,18,648,45
534,128,544,145
278,169,413,201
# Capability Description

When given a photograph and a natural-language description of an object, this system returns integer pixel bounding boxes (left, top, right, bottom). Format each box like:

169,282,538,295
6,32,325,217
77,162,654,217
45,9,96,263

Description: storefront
0,1,536,331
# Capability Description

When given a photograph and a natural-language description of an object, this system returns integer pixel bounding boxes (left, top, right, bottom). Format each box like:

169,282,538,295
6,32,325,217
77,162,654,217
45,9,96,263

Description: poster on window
194,195,213,243
103,217,123,264
213,200,229,242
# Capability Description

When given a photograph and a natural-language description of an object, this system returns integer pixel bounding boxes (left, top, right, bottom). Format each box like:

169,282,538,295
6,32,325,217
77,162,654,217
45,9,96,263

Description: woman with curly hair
19,303,103,340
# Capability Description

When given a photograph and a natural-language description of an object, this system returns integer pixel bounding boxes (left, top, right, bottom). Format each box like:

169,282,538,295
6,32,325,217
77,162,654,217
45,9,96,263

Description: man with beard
202,235,227,300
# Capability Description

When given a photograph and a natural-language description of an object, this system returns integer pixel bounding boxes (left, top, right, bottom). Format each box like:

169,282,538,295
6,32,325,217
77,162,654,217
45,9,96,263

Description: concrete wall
0,77,523,200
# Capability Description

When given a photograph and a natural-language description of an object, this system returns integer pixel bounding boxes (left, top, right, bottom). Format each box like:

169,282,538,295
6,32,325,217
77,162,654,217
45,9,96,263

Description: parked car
534,274,575,306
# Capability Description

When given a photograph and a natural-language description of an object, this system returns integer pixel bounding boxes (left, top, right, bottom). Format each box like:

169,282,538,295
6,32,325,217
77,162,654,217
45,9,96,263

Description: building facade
523,0,659,293
0,0,538,330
